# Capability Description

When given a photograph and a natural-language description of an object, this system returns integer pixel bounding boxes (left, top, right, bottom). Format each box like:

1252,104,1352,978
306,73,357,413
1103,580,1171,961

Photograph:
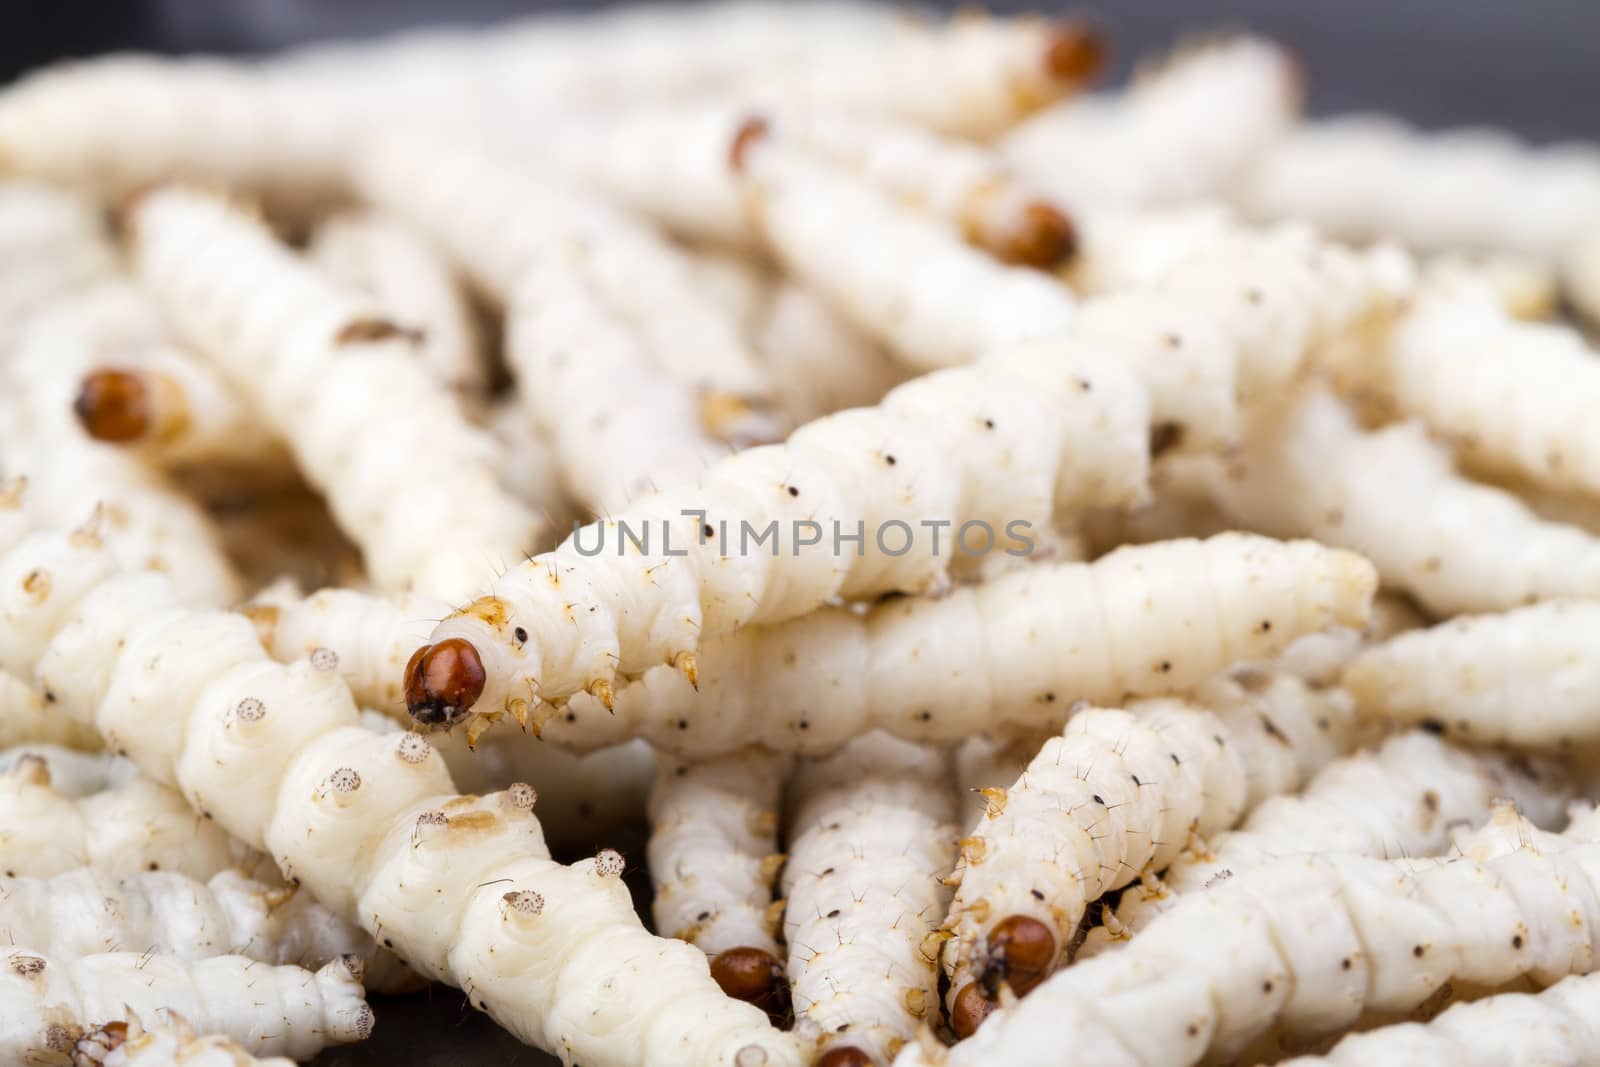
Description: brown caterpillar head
950,981,998,1039
73,368,151,443
975,915,1056,1000
998,200,1079,270
815,1047,873,1067
1044,19,1110,84
710,947,790,1023
404,639,486,727
729,115,771,172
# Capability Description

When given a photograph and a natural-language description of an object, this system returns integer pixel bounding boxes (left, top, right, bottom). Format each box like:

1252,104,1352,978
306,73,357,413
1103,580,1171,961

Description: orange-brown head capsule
710,947,790,1022
978,915,1057,999
1044,20,1110,84
1000,200,1079,270
950,980,999,1039
815,1046,874,1067
404,638,487,728
73,369,151,443
729,115,772,173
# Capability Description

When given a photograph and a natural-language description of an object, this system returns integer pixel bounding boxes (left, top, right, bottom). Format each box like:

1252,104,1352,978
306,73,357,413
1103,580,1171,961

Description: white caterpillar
1087,730,1573,957
0,759,260,881
69,1009,296,1067
1277,970,1600,1067
1332,279,1600,500
953,735,1044,829
942,671,1358,1033
897,841,1600,1067
1342,601,1600,749
1235,114,1600,323
397,315,1151,735
0,866,417,993
0,950,371,1062
308,209,488,398
0,181,117,358
128,186,541,601
1,671,101,751
1001,36,1301,212
0,745,131,797
783,733,958,1067
1198,384,1600,615
2,518,801,1067
484,401,576,524
530,534,1377,759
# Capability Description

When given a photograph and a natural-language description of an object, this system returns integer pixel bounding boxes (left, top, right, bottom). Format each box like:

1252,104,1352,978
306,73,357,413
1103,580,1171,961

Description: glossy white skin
0,867,415,993
0,672,102,750
416,325,1151,729
0,181,117,358
1201,385,1600,615
0,951,371,1062
0,56,350,221
1237,115,1600,319
1002,37,1300,212
945,674,1358,1001
0,761,256,881
1342,601,1600,748
1085,731,1573,956
129,188,540,601
1334,280,1600,499
899,842,1600,1067
0,745,131,797
308,210,487,397
74,1009,297,1067
2,284,241,609
1277,971,1600,1067
783,733,957,1066
648,748,788,956
4,523,802,1067
533,534,1377,759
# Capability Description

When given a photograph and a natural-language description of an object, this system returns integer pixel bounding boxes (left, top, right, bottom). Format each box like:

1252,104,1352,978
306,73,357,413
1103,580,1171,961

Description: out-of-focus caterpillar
67,1009,297,1067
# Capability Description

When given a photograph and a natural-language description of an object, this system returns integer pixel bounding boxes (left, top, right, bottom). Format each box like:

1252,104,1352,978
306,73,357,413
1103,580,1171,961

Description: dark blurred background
3,1,1593,1062
3,0,1600,139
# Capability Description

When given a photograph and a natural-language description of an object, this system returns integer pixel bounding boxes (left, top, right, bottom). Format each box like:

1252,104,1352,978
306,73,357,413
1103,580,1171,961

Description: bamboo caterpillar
128,186,541,601
1087,731,1572,958
5,519,802,1067
1199,384,1600,615
0,181,118,358
942,670,1358,1034
649,749,789,1018
1342,601,1600,749
1000,36,1301,212
528,534,1376,759
0,56,350,221
1235,114,1600,322
1276,970,1600,1067
0,760,260,881
1,671,102,751
308,210,488,397
898,840,1600,1067
0,950,371,1062
69,1009,296,1067
783,733,957,1067
0,866,416,993
0,745,131,797
1331,279,1600,500
484,402,576,526
398,327,1152,735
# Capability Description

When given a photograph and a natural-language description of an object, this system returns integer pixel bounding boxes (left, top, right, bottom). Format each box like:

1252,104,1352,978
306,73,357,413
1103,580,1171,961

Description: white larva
0,744,131,797
69,1009,296,1067
128,187,542,602
1001,36,1301,212
783,733,958,1067
308,209,488,397
1342,601,1600,748
1,670,102,751
897,841,1600,1067
953,735,1044,829
1199,384,1600,615
484,401,577,526
648,748,788,960
0,760,260,881
1086,730,1572,956
0,181,118,359
1332,279,1600,499
533,534,1377,759
1276,971,1600,1067
6,520,802,1067
942,672,1358,1031
402,322,1151,735
0,950,371,1062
